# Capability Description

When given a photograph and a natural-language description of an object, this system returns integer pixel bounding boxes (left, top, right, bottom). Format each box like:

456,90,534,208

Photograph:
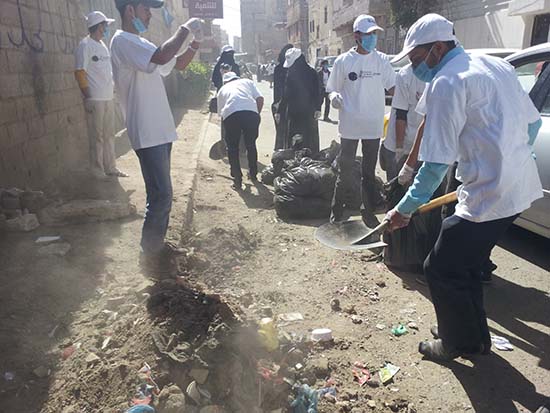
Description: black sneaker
232,178,242,191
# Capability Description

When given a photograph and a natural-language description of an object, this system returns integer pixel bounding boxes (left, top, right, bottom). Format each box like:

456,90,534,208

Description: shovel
351,191,458,246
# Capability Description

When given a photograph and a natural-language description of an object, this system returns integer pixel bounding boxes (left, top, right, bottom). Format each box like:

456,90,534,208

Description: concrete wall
436,0,528,49
0,0,188,189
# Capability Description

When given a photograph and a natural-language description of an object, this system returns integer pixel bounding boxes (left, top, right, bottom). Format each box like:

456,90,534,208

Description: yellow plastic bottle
258,317,279,352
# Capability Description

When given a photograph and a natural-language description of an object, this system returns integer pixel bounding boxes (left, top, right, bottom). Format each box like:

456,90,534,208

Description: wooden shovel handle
416,191,458,215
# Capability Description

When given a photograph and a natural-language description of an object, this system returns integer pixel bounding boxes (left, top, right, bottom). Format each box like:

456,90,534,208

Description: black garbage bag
261,164,276,185
273,161,337,219
382,177,445,274
313,140,340,164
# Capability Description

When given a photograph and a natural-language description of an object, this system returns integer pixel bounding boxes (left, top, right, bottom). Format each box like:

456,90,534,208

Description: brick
0,74,21,99
7,122,28,149
6,49,33,74
0,99,18,124
0,2,21,27
28,116,46,139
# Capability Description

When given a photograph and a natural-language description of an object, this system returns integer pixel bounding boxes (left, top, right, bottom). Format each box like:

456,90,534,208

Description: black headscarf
212,51,241,90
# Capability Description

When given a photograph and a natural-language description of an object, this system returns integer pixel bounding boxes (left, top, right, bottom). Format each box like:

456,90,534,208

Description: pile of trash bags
261,141,364,220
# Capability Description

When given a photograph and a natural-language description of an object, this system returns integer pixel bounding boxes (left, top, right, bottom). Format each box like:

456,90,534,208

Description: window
324,6,328,24
531,14,550,46
317,25,320,39
515,60,550,93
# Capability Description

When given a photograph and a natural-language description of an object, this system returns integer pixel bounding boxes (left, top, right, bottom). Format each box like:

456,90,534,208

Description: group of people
75,0,204,273
77,1,545,383
216,11,545,370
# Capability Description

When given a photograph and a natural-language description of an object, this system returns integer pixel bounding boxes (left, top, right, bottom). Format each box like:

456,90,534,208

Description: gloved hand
193,27,204,43
183,18,204,36
274,113,281,124
398,163,415,186
385,208,411,232
330,92,343,109
395,147,404,164
84,99,94,113
314,110,322,120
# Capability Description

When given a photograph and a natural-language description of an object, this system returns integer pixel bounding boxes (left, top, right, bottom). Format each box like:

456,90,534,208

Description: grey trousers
331,138,380,218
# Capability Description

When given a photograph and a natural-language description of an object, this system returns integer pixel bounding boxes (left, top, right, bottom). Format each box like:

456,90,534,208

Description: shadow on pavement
238,180,274,210
443,354,547,413
497,225,550,271
0,179,130,412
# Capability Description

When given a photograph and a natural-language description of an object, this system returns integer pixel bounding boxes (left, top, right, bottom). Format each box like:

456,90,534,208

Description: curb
178,112,213,237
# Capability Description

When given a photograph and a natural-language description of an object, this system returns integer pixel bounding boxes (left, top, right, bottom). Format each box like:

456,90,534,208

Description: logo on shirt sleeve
348,72,358,81
92,55,99,62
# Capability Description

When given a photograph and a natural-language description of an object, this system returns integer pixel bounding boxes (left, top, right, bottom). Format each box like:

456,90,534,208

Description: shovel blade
315,220,388,251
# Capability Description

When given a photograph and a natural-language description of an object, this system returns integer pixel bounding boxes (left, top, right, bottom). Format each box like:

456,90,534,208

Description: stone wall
0,0,189,189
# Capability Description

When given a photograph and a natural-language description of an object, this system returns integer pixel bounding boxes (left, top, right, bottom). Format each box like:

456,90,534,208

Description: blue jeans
136,143,173,254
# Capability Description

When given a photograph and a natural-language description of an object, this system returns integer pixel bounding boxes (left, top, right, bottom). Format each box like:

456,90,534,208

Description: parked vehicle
505,44,550,238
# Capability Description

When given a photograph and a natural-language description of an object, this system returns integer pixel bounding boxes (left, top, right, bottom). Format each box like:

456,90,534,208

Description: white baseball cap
223,72,239,83
86,11,115,28
353,15,383,34
391,14,457,63
221,45,234,53
283,48,302,68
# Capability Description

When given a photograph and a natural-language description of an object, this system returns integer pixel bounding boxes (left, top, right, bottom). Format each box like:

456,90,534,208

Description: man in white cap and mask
275,48,321,153
386,14,543,361
217,72,264,189
327,15,396,227
75,11,127,179
110,0,204,274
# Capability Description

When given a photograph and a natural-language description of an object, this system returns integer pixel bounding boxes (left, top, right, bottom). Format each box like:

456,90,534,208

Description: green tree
390,0,440,29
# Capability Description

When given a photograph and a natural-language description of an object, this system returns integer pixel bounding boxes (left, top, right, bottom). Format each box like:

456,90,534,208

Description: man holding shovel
387,14,543,361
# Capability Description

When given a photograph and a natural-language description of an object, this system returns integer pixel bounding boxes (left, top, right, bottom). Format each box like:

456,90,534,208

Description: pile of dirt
182,225,261,286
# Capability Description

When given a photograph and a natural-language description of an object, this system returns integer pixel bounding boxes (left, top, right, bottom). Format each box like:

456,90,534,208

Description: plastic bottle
258,317,279,352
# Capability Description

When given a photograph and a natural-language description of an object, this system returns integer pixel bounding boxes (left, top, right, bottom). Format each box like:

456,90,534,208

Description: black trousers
331,138,380,218
223,111,260,180
424,213,519,352
321,91,330,119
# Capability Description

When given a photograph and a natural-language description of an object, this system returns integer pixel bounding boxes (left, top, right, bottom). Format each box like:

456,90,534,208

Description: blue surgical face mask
360,33,377,52
413,45,464,82
132,17,147,34
103,25,110,38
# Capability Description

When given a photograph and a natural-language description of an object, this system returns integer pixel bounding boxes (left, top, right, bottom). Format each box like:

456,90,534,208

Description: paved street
192,77,550,412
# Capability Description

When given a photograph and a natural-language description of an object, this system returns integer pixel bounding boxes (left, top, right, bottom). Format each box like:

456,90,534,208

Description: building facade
0,0,190,188
241,0,288,64
331,0,400,55
433,0,550,49
287,0,309,59
306,0,342,61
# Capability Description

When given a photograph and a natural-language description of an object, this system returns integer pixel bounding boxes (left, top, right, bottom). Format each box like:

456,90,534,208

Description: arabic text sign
189,0,223,19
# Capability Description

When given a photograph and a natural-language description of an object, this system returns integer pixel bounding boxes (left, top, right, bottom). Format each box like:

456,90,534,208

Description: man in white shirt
110,0,203,274
75,11,127,179
327,15,396,227
317,59,332,122
217,72,264,189
380,64,425,180
387,14,543,361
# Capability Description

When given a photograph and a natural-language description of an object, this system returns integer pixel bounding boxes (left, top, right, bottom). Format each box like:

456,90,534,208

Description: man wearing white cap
327,15,396,227
75,11,127,179
110,0,204,274
217,72,264,189
387,14,543,361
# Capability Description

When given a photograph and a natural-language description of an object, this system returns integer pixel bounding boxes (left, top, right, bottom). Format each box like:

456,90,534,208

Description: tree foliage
390,0,440,29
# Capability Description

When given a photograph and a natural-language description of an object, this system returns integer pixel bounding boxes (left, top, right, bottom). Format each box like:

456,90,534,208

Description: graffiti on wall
2,0,78,55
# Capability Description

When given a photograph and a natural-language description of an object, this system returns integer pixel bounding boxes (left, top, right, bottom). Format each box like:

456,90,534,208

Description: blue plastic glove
396,162,449,216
